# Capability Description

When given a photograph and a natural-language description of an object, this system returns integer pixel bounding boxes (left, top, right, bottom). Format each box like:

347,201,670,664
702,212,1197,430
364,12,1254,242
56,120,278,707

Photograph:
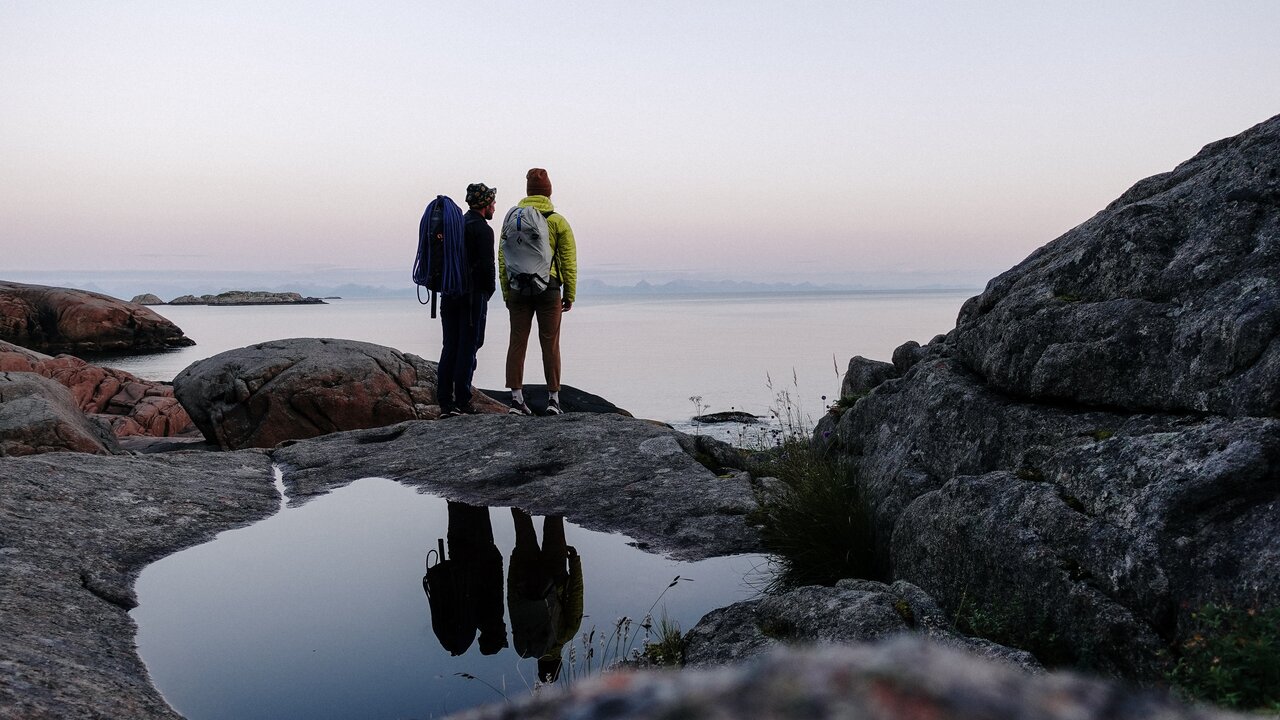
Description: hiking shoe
545,398,563,415
458,403,478,415
440,407,461,419
508,401,533,416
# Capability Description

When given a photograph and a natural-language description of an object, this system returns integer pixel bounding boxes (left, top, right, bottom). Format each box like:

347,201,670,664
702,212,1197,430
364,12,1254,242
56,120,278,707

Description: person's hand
566,545,578,557
561,298,573,312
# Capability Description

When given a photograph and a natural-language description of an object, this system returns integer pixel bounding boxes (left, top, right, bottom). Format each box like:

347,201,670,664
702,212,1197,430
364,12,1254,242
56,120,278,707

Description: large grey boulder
0,371,120,456
839,355,898,399
891,413,1278,679
683,579,1041,672
829,339,1280,679
822,115,1280,681
173,337,505,449
952,114,1280,417
0,281,194,354
452,636,1242,720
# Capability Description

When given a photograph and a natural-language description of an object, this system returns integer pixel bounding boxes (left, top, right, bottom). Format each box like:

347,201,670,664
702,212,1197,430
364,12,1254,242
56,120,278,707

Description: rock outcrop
484,384,633,416
0,341,195,437
0,281,194,354
683,579,1041,672
823,115,1280,679
272,413,760,560
952,116,1279,417
130,293,164,305
169,290,325,305
453,637,1241,720
0,450,278,718
174,337,506,449
0,371,120,456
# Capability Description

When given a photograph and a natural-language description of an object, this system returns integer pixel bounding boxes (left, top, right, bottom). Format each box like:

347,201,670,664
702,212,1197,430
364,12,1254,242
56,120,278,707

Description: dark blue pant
437,292,488,410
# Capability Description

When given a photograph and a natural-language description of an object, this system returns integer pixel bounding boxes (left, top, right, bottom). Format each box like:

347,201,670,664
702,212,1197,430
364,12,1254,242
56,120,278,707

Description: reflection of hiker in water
423,501,509,656
507,508,584,683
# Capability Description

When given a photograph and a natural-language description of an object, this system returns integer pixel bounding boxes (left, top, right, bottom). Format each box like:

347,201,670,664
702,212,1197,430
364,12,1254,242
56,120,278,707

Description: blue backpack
413,195,467,317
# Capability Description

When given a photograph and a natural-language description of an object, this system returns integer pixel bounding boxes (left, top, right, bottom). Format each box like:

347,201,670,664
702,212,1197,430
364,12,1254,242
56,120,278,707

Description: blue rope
413,195,468,295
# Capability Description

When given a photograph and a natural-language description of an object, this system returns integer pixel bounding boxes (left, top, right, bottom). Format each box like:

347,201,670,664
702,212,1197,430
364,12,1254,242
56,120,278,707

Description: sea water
106,291,972,429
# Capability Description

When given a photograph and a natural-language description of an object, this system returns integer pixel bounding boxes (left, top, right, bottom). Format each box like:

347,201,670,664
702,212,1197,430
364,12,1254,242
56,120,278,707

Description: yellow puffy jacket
498,195,578,304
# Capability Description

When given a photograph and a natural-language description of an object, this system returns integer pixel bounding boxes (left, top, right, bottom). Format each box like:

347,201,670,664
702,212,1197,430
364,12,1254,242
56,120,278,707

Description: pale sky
2,1,1278,285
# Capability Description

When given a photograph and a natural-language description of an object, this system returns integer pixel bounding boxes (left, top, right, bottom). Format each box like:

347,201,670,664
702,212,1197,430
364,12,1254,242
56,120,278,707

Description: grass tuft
1168,603,1280,711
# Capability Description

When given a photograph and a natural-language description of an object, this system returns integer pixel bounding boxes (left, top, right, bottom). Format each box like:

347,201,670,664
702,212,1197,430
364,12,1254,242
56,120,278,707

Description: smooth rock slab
272,413,762,560
0,450,277,719
0,412,760,718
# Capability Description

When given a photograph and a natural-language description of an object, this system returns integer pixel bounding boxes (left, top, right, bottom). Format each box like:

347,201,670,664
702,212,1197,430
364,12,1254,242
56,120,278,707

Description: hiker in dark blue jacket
438,183,497,417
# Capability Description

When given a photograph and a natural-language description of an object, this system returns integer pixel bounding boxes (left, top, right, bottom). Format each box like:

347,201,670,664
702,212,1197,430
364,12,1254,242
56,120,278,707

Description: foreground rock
1,341,195,437
684,579,1041,672
453,637,1242,720
174,337,506,449
0,371,121,455
822,115,1280,680
0,281,194,354
0,450,277,718
169,290,325,305
0,413,757,716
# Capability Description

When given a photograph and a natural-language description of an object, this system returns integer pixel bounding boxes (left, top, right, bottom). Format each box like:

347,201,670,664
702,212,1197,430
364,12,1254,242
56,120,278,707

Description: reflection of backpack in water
500,206,556,297
509,587,561,659
423,539,476,656
414,195,467,317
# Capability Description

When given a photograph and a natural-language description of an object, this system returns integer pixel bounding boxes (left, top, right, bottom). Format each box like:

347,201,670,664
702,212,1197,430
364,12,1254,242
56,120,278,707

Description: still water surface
133,478,767,720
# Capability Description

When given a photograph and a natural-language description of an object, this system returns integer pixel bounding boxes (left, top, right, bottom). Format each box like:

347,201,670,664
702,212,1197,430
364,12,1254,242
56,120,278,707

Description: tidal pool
132,476,767,719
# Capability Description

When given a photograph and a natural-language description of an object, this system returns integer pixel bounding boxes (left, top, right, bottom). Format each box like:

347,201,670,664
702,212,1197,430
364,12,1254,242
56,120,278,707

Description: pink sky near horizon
2,1,1278,284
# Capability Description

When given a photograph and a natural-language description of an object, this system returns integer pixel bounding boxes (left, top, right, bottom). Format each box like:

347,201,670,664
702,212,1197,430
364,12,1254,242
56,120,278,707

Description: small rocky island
164,290,326,305
2,114,1278,719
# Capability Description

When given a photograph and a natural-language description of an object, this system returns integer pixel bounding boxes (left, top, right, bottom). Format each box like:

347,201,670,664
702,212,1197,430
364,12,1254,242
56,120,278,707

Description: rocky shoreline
0,281,193,354
0,412,764,718
1,114,1278,719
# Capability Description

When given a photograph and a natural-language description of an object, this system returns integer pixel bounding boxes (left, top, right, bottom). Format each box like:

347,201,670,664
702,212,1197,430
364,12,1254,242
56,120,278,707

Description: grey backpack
500,206,556,297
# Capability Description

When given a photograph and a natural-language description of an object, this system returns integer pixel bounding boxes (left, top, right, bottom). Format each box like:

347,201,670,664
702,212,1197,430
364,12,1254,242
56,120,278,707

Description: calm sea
109,291,972,429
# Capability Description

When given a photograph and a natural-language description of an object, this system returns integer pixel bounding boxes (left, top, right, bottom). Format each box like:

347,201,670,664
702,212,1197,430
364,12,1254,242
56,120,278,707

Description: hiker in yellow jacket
499,168,578,416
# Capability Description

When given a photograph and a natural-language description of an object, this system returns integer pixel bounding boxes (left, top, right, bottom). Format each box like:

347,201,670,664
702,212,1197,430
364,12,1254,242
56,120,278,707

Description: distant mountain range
576,278,979,296
4,270,985,302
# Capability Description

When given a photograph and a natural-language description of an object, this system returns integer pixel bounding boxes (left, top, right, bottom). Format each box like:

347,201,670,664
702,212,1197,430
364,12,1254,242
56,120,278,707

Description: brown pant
505,287,562,391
